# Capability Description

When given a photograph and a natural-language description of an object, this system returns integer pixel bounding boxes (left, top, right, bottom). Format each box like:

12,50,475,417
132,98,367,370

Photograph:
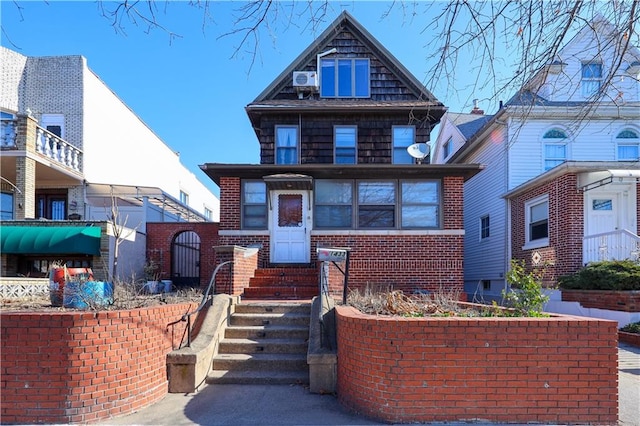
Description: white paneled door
270,191,310,263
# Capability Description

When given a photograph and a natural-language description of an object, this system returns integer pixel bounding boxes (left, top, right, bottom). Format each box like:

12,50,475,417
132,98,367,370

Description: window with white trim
275,125,299,164
40,114,65,138
581,62,602,97
616,129,639,160
525,195,549,247
543,128,567,170
443,138,452,159
393,126,415,164
204,207,213,221
320,58,370,98
334,126,357,164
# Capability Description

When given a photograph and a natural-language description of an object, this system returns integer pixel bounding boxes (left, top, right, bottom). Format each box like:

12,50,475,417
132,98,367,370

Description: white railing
583,229,640,264
1,119,17,148
35,127,82,172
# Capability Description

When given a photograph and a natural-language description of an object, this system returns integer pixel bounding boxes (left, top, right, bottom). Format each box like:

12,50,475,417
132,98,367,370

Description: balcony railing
1,118,82,173
36,127,82,172
583,229,640,264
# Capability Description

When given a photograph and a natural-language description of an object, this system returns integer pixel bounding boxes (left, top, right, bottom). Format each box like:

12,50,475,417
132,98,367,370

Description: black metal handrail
167,260,233,348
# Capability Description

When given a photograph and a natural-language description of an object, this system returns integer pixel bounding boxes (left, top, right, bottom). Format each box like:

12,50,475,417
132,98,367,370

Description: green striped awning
0,226,102,255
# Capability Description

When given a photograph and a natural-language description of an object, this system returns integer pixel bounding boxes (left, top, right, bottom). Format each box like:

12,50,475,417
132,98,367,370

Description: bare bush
347,285,479,317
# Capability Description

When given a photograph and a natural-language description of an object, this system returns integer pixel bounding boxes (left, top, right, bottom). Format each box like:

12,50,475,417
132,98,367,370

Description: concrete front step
234,303,311,314
224,325,309,340
212,353,308,371
230,312,310,327
218,338,308,354
243,286,318,299
206,369,309,385
208,301,311,386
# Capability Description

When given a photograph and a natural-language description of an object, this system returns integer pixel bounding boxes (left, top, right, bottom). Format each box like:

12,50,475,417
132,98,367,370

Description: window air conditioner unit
292,71,319,89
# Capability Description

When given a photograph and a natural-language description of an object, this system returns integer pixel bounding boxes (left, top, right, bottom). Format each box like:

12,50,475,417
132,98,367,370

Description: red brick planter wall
561,290,640,312
336,306,618,424
1,303,196,424
619,331,640,347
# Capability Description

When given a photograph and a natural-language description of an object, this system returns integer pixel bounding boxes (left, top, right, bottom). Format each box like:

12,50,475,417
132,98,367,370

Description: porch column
14,115,38,219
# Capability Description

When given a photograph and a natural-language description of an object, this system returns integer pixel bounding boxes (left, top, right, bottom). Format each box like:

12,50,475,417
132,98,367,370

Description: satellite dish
407,143,430,161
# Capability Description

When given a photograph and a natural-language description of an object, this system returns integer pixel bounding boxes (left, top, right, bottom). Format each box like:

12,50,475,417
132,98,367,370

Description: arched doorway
171,231,201,288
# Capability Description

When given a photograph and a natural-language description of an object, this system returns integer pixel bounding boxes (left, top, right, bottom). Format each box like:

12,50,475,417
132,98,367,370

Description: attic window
320,58,370,98
581,62,602,98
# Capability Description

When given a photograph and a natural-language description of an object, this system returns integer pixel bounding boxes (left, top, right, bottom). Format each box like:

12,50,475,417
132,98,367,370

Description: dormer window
320,58,370,98
581,62,602,98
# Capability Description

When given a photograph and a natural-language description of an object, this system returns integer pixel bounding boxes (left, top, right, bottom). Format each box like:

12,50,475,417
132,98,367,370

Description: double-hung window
616,129,639,160
242,181,267,229
543,128,568,170
393,126,415,164
480,215,490,239
358,181,396,228
581,62,602,98
315,180,353,228
401,181,440,228
525,195,549,248
275,126,299,164
320,58,370,98
334,126,357,164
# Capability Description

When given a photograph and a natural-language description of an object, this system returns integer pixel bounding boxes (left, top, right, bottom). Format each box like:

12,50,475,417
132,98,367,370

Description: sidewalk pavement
98,343,639,426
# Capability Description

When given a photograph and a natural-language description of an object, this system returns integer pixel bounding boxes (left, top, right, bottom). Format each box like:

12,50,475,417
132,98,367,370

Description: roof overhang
263,174,313,191
200,163,485,186
0,225,102,255
503,161,640,199
579,169,640,192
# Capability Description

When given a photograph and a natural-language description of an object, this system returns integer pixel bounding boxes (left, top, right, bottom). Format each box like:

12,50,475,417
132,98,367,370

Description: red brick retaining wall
561,290,640,312
1,303,196,424
336,306,618,424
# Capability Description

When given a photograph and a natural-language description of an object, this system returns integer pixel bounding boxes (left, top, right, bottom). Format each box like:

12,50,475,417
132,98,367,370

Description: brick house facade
201,12,482,298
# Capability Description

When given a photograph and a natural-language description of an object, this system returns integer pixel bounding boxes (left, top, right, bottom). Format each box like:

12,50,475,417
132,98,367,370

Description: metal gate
171,231,201,287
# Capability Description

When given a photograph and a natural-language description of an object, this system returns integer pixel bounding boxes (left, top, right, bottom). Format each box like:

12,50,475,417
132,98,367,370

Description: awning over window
579,169,640,192
0,226,102,255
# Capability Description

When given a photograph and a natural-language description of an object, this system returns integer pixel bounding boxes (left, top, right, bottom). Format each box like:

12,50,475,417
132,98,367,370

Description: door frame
269,189,312,264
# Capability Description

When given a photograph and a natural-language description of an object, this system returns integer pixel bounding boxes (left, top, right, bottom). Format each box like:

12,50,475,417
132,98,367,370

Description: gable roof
447,112,493,140
246,10,444,124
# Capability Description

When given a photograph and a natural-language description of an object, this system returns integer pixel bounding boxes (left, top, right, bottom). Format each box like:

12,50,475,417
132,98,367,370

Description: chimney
470,99,484,115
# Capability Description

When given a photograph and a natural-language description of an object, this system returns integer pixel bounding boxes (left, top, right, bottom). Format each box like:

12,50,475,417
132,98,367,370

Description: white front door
586,191,620,236
584,187,637,261
270,190,310,263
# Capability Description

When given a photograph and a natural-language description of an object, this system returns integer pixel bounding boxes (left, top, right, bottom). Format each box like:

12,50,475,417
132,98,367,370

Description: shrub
502,259,550,317
558,260,640,291
620,321,640,334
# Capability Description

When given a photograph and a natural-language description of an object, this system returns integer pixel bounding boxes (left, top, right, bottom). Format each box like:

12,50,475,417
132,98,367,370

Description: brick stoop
243,267,318,300
207,302,311,385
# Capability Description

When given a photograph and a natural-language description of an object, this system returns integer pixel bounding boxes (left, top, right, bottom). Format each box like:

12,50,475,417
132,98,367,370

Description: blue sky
1,1,507,196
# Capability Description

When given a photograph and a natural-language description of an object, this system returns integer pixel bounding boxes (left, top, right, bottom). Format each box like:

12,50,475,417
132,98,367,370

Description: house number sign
317,248,348,262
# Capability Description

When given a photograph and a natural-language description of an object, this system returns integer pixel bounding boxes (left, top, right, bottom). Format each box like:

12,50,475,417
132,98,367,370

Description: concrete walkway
98,344,639,426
